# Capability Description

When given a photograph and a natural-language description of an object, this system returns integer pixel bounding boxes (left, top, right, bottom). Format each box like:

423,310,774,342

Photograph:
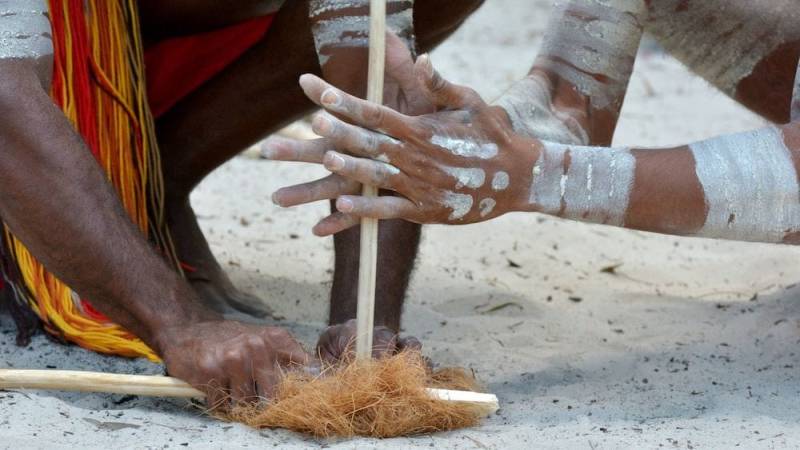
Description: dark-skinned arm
269,0,647,236
289,61,800,246
0,5,307,408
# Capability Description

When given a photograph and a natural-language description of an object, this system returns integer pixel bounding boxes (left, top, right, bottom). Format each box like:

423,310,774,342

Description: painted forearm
308,0,414,95
494,0,646,146
0,0,53,88
524,125,800,244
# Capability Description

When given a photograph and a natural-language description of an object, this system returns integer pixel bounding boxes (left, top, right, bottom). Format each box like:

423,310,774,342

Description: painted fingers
260,136,330,163
323,151,407,191
272,174,359,208
263,137,362,209
300,74,413,137
262,137,364,234
311,112,404,160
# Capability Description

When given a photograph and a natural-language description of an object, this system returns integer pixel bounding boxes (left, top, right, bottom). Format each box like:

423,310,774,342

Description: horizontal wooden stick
0,369,499,415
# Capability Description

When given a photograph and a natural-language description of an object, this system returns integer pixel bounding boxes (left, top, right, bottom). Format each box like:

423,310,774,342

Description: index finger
299,74,413,137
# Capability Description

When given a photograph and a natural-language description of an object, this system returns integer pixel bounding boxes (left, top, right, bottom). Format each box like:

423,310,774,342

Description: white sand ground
2,1,800,448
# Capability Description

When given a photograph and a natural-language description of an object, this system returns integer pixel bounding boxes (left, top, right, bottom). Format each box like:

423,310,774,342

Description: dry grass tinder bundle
225,351,486,438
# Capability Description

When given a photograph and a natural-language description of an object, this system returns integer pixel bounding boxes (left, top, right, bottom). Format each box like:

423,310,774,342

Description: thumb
414,54,485,110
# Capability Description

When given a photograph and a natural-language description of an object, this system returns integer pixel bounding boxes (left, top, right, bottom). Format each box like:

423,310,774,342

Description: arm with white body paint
527,126,800,244
294,62,800,245
494,0,646,146
266,1,429,234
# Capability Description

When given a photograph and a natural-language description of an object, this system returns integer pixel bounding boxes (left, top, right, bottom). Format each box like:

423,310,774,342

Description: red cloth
144,15,276,118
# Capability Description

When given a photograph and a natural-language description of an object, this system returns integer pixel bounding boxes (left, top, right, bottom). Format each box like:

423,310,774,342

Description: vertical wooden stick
355,0,387,360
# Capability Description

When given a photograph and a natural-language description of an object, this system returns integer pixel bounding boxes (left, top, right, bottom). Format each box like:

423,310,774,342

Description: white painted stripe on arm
530,141,635,226
690,127,800,242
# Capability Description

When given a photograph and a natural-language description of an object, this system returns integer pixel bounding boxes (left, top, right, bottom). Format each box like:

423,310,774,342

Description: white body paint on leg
441,191,473,221
310,0,366,16
310,0,414,66
646,0,800,96
690,127,800,242
494,74,589,145
442,166,485,189
538,0,645,111
0,0,52,59
430,135,499,159
530,141,635,226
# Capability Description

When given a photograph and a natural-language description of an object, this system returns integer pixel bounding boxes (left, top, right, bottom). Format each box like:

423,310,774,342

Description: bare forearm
495,0,646,145
521,124,800,244
0,64,211,353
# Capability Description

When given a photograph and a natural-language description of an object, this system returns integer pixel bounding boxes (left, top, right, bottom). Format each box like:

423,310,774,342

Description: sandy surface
3,1,800,448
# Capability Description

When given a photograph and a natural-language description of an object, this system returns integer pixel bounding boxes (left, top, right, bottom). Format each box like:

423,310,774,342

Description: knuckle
373,165,390,185
245,335,263,349
265,327,291,341
197,353,219,374
430,71,447,92
363,104,386,127
222,347,244,363
364,132,379,154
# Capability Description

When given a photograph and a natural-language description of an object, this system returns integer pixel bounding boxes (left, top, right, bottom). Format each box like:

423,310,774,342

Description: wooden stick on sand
0,369,499,415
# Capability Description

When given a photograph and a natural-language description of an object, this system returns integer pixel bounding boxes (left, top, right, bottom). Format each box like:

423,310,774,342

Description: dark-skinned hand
158,320,309,409
264,33,436,235
269,52,539,234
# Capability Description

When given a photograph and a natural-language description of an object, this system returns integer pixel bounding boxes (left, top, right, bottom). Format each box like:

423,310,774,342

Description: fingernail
312,114,333,135
325,152,345,170
271,191,284,206
320,88,341,107
298,73,313,87
260,146,276,159
337,197,354,212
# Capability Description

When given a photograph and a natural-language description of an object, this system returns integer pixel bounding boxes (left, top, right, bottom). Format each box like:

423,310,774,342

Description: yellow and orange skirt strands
0,0,179,361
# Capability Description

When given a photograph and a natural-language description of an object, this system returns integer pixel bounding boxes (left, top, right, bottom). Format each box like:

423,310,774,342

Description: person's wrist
506,138,543,215
144,283,221,357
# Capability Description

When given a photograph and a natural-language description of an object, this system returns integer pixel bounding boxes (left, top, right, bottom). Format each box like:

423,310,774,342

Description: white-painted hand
265,33,435,234
272,55,541,235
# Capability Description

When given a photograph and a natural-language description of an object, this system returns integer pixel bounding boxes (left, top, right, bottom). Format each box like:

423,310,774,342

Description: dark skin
287,55,800,242
275,1,800,237
149,0,484,328
0,0,483,405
